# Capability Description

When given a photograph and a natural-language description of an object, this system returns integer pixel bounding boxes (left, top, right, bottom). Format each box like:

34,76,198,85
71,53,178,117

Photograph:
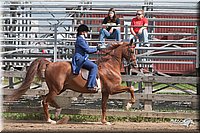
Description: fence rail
2,70,199,119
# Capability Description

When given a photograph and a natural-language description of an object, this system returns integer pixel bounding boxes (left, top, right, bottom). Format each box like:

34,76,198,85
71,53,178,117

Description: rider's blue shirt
72,35,97,74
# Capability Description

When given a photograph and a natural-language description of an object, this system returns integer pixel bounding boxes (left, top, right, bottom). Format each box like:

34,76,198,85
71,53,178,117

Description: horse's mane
96,42,129,64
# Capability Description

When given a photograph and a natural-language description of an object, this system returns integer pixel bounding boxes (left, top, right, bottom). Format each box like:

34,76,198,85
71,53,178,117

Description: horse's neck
97,46,123,67
111,48,123,64
104,48,123,70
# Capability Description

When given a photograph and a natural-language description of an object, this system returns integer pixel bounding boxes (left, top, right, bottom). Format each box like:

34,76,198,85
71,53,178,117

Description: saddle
81,69,101,89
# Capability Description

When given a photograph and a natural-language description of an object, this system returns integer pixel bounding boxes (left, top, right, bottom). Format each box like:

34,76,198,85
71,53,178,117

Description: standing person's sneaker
97,43,108,49
98,43,108,49
143,43,150,47
100,45,107,49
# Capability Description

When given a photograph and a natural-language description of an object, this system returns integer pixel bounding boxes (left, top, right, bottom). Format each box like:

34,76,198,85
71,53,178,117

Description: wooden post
196,3,200,116
8,77,14,89
8,67,15,89
144,74,153,111
196,24,200,95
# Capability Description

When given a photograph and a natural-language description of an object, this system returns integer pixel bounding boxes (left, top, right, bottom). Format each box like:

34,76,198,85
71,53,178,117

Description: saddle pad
81,69,89,80
81,69,101,89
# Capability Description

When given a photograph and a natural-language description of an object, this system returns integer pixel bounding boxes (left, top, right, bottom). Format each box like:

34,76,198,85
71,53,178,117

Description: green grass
2,112,172,123
153,83,196,91
3,113,43,120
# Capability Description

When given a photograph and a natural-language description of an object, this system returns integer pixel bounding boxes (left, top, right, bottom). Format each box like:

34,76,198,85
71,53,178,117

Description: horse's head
121,40,137,67
97,41,137,67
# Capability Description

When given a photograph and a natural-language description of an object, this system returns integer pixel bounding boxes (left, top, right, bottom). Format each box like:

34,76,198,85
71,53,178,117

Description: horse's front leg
101,92,111,125
126,86,135,110
110,85,136,110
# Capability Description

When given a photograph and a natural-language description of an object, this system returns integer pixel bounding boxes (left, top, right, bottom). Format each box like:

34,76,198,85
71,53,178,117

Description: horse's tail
5,58,50,101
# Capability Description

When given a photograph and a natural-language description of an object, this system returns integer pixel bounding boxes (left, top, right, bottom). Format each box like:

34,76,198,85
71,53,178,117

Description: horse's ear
130,38,133,44
129,38,136,47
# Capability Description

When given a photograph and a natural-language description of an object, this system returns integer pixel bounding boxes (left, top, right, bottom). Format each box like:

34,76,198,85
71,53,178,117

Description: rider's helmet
77,24,89,33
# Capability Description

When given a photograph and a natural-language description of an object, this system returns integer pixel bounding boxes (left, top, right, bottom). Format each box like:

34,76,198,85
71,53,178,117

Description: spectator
99,8,121,47
130,10,149,54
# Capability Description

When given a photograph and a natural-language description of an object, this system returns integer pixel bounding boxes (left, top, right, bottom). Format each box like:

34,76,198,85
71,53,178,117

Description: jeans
131,29,149,54
82,60,98,88
99,28,121,44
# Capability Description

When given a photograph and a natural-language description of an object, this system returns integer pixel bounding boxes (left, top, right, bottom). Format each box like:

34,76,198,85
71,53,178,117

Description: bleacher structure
1,0,199,74
1,0,200,119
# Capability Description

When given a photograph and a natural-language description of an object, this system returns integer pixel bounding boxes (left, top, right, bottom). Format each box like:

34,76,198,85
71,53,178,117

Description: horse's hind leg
42,92,61,124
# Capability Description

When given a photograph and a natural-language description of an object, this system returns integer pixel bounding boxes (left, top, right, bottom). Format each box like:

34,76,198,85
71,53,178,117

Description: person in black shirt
99,8,121,47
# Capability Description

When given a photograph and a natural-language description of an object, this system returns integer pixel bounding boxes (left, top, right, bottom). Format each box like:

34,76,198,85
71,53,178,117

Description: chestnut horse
5,41,137,125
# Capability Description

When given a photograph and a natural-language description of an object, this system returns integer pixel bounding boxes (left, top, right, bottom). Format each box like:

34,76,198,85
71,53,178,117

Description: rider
72,24,100,91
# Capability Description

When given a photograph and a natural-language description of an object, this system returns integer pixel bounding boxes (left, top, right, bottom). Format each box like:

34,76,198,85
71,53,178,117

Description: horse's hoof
125,102,132,111
102,122,112,125
51,120,57,124
56,116,69,124
47,119,57,124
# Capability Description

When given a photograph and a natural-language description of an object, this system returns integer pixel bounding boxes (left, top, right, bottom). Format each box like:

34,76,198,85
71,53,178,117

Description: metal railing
1,0,198,67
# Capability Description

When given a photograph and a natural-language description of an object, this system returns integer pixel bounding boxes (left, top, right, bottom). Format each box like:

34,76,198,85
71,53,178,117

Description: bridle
98,42,137,67
127,43,137,68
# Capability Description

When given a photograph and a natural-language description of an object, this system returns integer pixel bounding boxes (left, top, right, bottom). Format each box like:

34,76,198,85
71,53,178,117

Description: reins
127,41,136,67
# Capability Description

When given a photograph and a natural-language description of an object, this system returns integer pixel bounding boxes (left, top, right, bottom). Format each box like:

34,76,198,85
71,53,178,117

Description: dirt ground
2,120,199,133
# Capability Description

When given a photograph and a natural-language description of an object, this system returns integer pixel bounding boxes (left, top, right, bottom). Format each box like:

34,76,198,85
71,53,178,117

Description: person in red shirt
130,10,149,53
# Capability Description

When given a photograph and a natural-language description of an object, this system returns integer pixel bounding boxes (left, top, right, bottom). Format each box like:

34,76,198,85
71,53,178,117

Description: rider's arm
79,39,97,54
